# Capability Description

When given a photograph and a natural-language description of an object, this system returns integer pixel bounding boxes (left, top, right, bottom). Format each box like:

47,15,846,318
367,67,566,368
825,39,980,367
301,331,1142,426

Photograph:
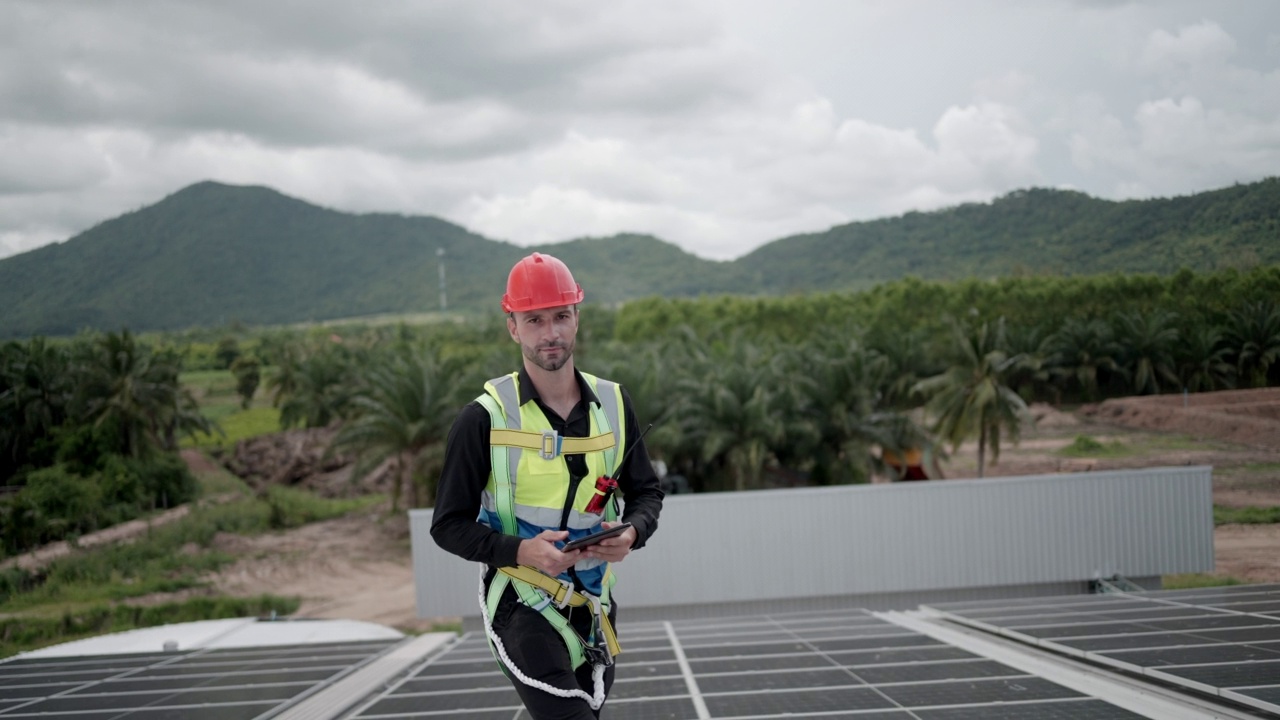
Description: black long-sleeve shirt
431,367,664,570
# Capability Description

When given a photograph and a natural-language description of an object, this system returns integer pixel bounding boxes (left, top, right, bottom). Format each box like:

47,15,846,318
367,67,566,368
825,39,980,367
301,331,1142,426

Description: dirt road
208,510,441,632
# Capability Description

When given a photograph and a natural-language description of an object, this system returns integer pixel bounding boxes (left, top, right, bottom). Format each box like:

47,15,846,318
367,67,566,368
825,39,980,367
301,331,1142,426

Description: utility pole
437,247,447,312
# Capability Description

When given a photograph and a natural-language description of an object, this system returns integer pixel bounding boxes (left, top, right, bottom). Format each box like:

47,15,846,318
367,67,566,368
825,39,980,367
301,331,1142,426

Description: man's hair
507,305,579,321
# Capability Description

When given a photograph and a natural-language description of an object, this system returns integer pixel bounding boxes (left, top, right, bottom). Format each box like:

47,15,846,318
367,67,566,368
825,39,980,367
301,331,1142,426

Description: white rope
477,566,607,711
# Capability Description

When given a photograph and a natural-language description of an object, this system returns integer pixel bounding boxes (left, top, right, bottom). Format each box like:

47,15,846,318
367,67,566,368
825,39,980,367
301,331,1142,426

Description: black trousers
490,584,618,720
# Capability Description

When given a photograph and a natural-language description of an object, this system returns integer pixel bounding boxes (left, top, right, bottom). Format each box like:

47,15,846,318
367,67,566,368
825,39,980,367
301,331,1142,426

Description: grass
1055,431,1218,458
181,369,237,394
1214,505,1280,525
197,463,254,496
180,368,283,450
2,497,264,613
0,471,385,659
261,485,384,530
1057,435,1132,458
1215,461,1280,479
1162,573,1245,590
183,406,282,451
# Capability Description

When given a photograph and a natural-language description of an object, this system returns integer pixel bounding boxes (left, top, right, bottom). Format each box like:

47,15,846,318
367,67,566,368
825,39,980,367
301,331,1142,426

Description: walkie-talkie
584,423,652,514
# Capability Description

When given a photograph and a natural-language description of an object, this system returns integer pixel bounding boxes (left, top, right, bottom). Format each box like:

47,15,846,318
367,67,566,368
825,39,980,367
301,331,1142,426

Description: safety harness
475,372,626,710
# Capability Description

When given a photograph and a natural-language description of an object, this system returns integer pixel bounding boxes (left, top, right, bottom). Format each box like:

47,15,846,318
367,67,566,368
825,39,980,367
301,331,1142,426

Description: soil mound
1080,387,1280,450
1028,402,1079,428
221,427,390,498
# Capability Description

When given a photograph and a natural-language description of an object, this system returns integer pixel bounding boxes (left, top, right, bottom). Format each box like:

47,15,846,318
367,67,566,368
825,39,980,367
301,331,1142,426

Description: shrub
230,355,261,409
126,454,199,510
1163,573,1244,590
53,420,120,475
1214,505,1280,525
98,455,145,523
0,493,42,556
0,453,198,558
1068,435,1103,453
0,567,38,605
22,465,103,542
264,485,382,530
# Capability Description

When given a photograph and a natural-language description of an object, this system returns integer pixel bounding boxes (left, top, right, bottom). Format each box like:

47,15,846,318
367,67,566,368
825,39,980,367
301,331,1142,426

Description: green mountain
1,178,1277,338
734,180,1280,292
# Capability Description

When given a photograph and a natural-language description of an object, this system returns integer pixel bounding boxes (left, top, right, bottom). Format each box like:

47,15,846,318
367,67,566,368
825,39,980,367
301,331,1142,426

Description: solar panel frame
347,610,1161,719
927,585,1280,716
13,592,1279,719
0,638,400,720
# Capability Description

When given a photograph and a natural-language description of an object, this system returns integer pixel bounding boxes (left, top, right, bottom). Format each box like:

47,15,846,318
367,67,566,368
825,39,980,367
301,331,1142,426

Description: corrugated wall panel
410,466,1214,618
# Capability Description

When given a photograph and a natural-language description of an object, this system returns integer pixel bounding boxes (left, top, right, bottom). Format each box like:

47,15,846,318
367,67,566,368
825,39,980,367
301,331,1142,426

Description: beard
524,338,574,372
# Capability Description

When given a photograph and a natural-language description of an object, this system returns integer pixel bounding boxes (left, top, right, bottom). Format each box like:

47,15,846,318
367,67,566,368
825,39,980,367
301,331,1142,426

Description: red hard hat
501,252,584,312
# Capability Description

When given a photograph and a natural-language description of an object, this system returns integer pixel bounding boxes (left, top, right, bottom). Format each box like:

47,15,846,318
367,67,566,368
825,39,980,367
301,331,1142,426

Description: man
431,252,664,719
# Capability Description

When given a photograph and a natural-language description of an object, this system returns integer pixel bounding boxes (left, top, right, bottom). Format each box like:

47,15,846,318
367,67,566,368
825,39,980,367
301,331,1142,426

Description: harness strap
479,569,607,709
499,566,622,661
490,428,616,456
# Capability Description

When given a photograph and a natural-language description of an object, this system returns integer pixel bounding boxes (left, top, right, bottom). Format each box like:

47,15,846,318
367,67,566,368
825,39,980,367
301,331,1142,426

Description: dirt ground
206,510,437,632
187,389,1279,631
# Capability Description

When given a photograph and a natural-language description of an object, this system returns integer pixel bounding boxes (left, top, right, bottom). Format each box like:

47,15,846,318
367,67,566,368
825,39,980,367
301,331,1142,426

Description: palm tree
912,318,1030,478
274,342,355,429
330,344,464,511
866,326,933,409
1176,325,1235,393
1113,309,1180,395
0,338,72,479
589,339,674,437
1224,300,1280,388
1002,323,1054,404
795,334,894,484
663,336,788,492
75,331,185,458
1044,317,1122,401
864,410,944,481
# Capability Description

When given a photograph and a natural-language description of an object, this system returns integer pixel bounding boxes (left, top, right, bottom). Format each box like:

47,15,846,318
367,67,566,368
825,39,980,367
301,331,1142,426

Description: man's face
507,305,578,372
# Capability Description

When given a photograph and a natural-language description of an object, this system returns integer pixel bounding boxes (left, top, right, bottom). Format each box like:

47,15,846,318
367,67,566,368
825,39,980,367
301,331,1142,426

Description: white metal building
410,466,1215,622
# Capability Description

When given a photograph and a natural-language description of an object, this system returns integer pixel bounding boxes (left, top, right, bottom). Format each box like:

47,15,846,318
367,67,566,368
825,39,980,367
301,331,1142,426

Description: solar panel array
6,587,1278,719
0,639,398,720
926,583,1280,717
347,609,1149,719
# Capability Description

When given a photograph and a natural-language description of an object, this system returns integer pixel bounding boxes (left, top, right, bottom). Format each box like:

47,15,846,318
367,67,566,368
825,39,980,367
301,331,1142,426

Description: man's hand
517,530,581,575
584,521,636,564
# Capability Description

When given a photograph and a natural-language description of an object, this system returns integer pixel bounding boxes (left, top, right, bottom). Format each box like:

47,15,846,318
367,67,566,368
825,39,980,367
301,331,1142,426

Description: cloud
1141,20,1237,73
0,1,1278,262
933,103,1041,187
0,125,112,194
450,98,1043,258
1065,17,1280,197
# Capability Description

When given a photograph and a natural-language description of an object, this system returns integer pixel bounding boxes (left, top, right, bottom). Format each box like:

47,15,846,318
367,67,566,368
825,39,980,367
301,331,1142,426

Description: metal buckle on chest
539,430,563,460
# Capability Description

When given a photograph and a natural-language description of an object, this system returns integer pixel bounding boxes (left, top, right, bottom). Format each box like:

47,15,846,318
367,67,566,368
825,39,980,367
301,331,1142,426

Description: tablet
562,523,632,552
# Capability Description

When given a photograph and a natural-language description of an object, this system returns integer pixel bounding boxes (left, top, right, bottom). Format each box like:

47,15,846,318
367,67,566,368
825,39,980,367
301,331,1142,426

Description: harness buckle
539,430,563,460
586,595,615,666
583,642,612,667
551,575,575,609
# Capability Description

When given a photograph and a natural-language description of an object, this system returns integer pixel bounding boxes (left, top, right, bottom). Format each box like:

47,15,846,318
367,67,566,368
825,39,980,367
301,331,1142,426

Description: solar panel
346,609,1151,719
9,591,1279,719
0,639,398,719
926,584,1280,716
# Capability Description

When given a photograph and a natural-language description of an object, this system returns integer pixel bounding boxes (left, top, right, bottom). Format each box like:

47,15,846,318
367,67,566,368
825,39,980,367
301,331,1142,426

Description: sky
2,0,1278,261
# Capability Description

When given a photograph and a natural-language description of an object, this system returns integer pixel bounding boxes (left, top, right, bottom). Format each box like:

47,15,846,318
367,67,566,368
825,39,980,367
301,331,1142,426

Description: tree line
5,266,1279,558
214,266,1280,503
1,331,207,556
